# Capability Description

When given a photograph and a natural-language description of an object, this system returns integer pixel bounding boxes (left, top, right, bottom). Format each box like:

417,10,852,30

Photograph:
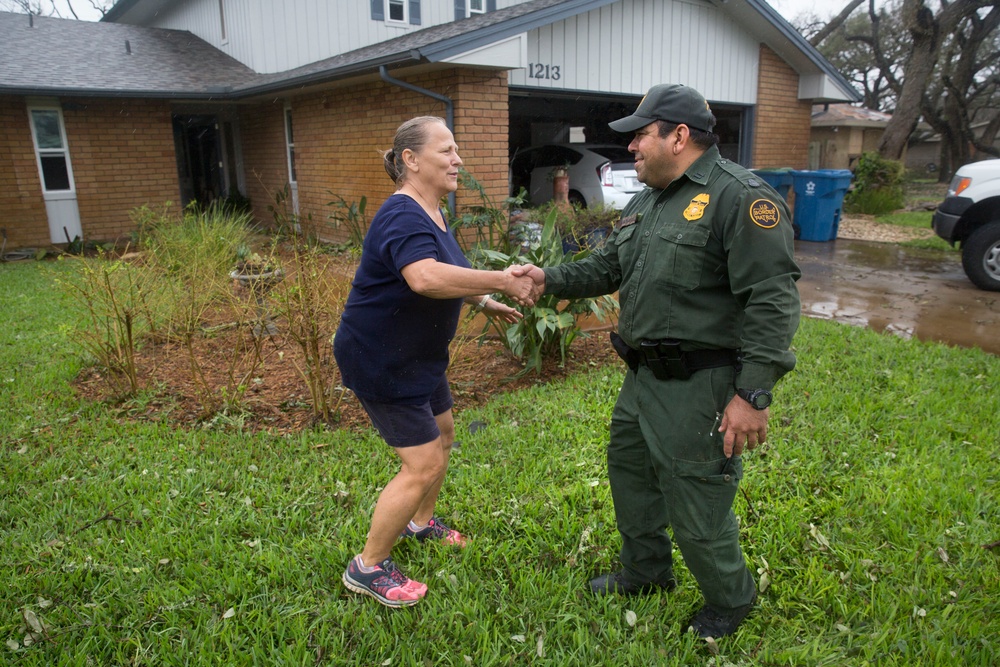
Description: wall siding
144,0,531,74
509,0,759,104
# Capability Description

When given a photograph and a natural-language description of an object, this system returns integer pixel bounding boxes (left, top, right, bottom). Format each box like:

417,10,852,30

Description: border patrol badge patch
683,194,711,221
749,199,781,229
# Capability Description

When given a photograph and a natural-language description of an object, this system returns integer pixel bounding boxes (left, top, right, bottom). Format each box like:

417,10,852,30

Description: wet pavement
795,239,999,356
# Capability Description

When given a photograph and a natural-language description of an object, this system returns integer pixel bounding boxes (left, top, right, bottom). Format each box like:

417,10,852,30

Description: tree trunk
878,1,940,159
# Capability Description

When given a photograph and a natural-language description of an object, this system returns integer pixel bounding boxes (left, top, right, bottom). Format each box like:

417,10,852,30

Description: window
388,0,406,22
28,107,73,192
284,106,296,184
372,0,420,25
455,0,493,19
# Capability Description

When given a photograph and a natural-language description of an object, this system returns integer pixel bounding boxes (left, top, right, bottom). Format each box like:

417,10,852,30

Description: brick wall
752,45,812,170
63,98,179,244
0,96,179,250
0,96,49,249
242,68,510,243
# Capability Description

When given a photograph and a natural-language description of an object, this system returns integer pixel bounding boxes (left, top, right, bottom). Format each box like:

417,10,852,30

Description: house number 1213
527,63,561,80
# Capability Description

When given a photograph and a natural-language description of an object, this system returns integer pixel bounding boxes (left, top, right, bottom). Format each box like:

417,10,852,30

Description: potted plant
230,244,283,336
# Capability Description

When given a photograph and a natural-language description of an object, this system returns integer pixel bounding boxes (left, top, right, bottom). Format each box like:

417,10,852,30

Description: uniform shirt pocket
654,224,711,290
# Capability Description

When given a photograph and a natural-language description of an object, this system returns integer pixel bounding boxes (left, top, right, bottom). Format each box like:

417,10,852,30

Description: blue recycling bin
751,169,793,201
790,169,853,241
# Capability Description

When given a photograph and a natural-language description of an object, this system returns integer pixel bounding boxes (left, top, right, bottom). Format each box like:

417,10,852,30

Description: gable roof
3,0,859,102
0,11,256,98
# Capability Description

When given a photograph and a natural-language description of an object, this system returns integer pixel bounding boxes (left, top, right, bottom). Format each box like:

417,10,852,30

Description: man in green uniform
516,84,800,638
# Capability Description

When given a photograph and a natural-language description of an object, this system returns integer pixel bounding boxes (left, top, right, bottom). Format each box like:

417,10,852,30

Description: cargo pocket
655,224,710,290
671,456,741,542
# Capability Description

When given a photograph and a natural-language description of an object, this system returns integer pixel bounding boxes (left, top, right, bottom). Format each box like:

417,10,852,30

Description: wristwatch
736,387,772,410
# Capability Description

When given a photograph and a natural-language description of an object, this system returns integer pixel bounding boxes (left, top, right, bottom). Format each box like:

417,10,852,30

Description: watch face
751,390,772,409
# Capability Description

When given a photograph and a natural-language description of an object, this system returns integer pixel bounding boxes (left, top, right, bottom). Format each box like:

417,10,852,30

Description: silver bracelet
476,294,491,310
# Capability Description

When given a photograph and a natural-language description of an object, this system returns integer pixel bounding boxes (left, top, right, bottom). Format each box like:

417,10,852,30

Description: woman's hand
501,268,537,307
481,297,523,323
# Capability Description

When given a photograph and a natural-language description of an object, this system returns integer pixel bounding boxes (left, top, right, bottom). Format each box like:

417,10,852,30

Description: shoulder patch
749,199,781,229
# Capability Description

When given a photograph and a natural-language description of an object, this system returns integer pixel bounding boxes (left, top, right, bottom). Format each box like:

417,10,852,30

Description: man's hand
718,396,768,457
500,269,537,307
508,264,545,303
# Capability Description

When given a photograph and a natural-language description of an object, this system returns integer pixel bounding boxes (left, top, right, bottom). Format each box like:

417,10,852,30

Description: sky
47,0,843,24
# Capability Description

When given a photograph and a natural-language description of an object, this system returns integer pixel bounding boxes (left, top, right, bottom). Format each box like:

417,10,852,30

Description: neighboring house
808,103,891,171
0,0,859,251
906,120,1000,175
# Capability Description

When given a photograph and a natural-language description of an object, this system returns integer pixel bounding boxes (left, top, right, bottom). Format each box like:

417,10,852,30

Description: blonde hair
382,116,448,186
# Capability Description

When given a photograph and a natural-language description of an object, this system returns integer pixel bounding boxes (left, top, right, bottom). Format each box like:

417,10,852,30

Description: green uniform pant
608,363,756,609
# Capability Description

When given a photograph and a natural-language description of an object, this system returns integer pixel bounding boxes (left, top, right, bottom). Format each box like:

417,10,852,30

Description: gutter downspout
379,65,457,214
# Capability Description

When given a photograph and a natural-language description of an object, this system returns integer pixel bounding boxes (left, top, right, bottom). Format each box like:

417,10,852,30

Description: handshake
500,264,546,308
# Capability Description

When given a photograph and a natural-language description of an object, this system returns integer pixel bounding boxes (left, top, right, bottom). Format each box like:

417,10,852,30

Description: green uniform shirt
544,146,801,391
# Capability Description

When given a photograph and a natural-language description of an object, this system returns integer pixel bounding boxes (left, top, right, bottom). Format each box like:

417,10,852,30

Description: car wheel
961,221,1000,291
568,190,587,208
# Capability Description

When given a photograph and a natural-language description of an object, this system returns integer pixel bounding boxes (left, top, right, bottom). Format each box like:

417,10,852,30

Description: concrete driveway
795,238,999,356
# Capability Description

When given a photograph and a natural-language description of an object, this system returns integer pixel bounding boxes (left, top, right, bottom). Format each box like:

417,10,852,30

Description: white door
28,105,82,244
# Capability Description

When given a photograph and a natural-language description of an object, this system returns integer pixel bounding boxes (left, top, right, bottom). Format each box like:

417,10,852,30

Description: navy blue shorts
356,376,454,448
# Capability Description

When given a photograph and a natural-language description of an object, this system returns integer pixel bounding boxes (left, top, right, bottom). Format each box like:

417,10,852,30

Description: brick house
0,0,858,252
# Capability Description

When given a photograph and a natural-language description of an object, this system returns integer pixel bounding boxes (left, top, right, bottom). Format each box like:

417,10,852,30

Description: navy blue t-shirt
333,194,471,403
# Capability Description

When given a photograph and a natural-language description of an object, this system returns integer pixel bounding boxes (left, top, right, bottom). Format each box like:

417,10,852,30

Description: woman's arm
401,258,536,306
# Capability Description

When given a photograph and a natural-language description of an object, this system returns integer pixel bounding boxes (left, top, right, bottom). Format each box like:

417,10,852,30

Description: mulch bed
71,252,619,434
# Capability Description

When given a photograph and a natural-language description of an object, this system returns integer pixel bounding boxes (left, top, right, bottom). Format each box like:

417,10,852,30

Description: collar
682,146,721,186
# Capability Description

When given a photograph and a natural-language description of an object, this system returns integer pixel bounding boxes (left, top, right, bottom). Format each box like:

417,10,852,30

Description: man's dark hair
656,120,719,149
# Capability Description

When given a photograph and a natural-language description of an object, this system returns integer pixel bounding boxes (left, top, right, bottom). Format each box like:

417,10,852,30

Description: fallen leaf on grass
510,634,526,643
704,636,720,655
809,523,830,550
625,610,637,627
22,609,42,634
222,608,236,619
936,547,949,563
6,639,20,651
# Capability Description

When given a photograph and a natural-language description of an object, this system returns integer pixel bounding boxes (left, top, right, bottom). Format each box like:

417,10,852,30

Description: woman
335,116,535,607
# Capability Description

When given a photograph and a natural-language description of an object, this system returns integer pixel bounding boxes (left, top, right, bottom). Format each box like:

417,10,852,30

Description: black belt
610,332,739,380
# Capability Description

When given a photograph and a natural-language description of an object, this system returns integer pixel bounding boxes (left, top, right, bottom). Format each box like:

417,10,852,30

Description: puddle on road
795,239,999,355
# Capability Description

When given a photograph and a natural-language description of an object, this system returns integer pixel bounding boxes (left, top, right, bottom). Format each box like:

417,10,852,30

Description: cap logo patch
683,193,710,221
749,199,781,228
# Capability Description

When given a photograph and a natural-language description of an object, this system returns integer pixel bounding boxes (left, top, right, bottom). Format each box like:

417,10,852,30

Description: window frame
386,0,407,24
27,104,76,194
468,0,485,14
283,104,296,185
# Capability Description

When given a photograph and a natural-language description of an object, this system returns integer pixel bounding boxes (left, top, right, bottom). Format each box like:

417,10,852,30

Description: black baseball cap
609,84,716,134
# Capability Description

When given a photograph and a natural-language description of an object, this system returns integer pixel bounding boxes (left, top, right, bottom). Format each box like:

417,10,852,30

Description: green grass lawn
2,260,998,666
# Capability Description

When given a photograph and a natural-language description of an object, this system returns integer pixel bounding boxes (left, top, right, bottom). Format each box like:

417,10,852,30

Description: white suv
932,158,1000,291
509,144,642,210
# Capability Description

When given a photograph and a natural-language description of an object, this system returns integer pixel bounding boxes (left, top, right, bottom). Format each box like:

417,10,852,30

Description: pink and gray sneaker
402,517,468,547
342,555,427,607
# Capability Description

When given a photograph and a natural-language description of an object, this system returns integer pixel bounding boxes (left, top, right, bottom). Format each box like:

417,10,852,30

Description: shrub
845,152,905,215
326,194,369,248
451,169,527,259
475,207,619,375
